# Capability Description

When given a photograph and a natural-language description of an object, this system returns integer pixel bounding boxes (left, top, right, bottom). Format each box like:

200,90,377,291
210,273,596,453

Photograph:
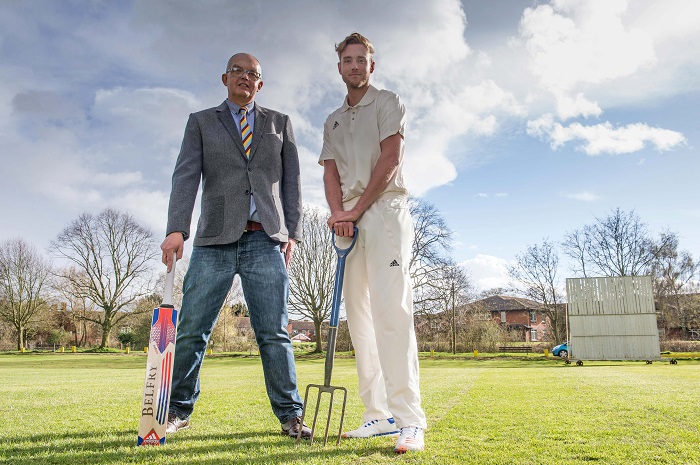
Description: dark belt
245,221,264,232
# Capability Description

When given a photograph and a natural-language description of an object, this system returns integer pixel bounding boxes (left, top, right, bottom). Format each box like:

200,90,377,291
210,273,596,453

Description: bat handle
163,252,177,306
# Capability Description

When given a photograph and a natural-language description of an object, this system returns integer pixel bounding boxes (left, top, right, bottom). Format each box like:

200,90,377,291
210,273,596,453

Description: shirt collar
341,85,378,112
226,100,255,114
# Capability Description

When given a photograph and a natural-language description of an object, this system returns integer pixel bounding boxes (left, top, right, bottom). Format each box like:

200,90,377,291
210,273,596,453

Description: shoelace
401,427,420,440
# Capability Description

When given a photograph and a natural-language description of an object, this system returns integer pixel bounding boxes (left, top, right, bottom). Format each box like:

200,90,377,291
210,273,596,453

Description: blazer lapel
248,105,267,160
216,101,247,157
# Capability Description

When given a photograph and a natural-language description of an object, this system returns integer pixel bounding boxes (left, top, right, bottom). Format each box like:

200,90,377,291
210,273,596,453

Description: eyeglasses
226,65,262,81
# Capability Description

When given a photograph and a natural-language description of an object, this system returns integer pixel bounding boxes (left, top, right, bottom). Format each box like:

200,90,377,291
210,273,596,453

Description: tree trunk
100,323,111,348
314,319,323,353
17,323,24,350
81,320,88,347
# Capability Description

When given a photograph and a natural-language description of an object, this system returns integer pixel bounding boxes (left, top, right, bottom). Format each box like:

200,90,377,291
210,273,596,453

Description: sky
1,0,698,293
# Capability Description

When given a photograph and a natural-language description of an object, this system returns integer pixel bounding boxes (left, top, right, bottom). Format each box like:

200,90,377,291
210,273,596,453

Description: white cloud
0,82,203,239
298,145,326,207
519,0,656,119
93,87,200,159
553,91,601,120
401,78,523,196
88,171,144,188
110,189,170,236
527,115,687,155
462,254,512,291
375,1,470,82
564,191,599,202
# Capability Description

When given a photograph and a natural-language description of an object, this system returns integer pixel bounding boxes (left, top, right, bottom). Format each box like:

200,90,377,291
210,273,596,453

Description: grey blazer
166,100,302,246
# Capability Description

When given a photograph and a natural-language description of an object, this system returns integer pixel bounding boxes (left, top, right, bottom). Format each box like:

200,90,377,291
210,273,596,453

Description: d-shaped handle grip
331,227,358,258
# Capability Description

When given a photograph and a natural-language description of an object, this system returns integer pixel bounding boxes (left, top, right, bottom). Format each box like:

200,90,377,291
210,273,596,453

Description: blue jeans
168,231,303,424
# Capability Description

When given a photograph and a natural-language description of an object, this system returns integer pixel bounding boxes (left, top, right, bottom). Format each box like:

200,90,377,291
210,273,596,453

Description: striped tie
239,106,252,157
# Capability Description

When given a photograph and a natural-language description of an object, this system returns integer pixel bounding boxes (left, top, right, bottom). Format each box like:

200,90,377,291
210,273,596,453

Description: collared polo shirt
319,84,408,202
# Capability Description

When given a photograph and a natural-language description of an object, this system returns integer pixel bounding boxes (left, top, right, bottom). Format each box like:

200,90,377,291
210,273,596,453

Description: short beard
344,75,370,90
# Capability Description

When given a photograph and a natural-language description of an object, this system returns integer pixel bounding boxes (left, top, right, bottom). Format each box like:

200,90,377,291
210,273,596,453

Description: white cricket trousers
340,193,427,429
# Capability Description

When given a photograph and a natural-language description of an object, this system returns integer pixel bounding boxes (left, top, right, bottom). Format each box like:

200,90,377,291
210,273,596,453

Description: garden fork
297,228,358,446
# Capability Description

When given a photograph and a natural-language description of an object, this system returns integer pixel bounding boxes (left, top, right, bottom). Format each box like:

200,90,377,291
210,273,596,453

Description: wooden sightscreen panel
566,276,655,316
565,276,660,360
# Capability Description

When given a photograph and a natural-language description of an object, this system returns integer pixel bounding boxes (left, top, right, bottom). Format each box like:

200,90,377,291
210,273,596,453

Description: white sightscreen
566,276,660,360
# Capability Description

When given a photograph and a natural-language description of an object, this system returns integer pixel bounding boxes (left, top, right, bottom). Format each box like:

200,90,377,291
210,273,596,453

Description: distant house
232,317,253,336
479,295,549,342
655,293,700,340
288,320,316,342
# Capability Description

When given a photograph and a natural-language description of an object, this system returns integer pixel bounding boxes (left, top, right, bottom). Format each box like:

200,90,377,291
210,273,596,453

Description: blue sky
1,0,698,291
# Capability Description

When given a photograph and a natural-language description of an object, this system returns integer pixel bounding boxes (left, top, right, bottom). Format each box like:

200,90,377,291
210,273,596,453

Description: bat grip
163,252,177,306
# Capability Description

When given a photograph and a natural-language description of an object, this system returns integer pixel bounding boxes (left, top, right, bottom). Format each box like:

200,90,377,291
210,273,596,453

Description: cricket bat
137,253,179,446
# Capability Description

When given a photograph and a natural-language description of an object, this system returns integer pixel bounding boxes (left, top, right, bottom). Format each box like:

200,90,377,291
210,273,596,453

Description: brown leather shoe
281,417,312,439
166,414,190,434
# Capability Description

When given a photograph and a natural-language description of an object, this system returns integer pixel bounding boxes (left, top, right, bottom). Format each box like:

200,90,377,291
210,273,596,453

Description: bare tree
651,232,700,338
562,208,673,277
508,239,566,343
288,199,454,351
52,209,158,348
211,276,250,352
433,262,473,354
409,197,453,312
153,255,189,310
288,205,336,353
0,238,53,349
478,287,515,299
222,275,247,315
52,267,99,347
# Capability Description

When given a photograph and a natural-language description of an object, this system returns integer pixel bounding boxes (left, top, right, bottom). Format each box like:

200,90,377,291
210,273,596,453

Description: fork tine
296,383,347,446
336,387,347,445
297,384,311,444
321,389,334,446
310,387,323,445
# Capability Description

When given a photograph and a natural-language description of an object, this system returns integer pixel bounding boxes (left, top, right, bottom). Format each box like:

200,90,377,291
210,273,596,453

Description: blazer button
245,189,250,195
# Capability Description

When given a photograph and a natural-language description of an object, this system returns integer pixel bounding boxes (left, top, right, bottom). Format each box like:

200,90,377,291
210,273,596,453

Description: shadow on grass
3,428,396,465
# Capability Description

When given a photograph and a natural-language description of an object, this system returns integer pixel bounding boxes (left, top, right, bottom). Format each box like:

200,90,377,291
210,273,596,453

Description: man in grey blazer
160,52,309,438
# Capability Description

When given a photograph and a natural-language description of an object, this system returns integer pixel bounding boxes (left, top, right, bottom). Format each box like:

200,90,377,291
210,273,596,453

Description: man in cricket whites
319,32,427,453
161,52,310,439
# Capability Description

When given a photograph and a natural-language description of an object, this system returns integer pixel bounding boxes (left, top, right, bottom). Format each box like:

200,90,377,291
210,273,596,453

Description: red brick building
480,295,549,342
288,320,316,342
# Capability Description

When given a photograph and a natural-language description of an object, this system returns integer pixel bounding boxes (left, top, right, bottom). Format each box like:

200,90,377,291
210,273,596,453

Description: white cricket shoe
342,418,400,438
394,426,425,453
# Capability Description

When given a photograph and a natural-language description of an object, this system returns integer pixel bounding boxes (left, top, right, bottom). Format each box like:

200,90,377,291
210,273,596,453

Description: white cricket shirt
319,85,408,202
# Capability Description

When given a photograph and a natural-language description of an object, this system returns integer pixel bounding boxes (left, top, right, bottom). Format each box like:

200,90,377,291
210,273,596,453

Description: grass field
1,353,698,465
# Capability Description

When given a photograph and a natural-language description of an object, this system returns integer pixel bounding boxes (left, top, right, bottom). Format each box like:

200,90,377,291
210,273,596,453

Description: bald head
226,53,261,74
222,53,264,106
